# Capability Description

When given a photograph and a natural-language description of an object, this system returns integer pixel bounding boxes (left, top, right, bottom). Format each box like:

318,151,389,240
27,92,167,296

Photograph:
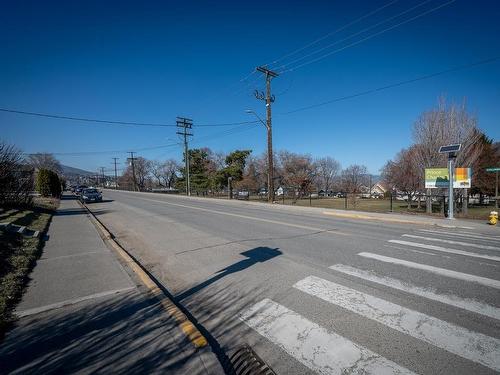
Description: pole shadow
175,247,281,302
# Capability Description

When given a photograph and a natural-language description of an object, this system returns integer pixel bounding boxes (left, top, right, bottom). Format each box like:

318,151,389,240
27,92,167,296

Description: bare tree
0,141,33,206
315,157,341,193
412,97,482,212
162,159,180,188
150,160,164,187
382,146,421,209
28,153,62,173
340,164,368,194
121,157,151,191
278,151,318,198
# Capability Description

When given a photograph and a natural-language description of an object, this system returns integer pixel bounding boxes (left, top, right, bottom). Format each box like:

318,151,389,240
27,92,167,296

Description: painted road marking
17,287,135,317
358,252,500,289
239,298,415,375
329,264,500,321
294,276,500,372
418,229,500,242
402,234,500,251
388,240,500,262
135,196,349,236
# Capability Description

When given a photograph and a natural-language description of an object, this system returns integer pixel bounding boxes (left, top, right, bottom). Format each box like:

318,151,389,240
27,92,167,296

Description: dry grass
0,198,59,338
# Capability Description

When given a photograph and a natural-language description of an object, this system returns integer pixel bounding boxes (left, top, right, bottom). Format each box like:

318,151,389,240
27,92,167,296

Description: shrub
35,169,61,197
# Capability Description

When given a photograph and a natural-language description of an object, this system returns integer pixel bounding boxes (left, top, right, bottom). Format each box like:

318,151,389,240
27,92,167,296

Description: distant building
371,182,388,195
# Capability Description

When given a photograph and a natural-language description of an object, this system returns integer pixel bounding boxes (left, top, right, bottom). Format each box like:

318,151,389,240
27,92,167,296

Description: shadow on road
175,247,281,302
0,290,208,375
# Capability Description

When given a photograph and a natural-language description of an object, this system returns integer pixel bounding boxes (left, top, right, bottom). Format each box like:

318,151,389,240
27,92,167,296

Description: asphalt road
88,190,500,375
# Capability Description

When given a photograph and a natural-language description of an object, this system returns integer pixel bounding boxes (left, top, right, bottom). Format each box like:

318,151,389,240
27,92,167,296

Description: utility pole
99,167,106,188
112,158,119,189
255,66,278,203
127,151,137,191
176,117,193,196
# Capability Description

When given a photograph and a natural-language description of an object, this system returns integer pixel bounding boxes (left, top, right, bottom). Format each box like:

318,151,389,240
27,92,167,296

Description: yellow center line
135,196,349,236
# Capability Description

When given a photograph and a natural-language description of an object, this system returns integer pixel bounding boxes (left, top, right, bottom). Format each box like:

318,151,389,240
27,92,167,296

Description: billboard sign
425,168,471,189
454,168,472,188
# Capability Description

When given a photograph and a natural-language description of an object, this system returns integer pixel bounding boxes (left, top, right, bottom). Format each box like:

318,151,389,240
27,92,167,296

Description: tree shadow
54,208,87,216
175,247,281,302
0,290,215,375
60,195,77,201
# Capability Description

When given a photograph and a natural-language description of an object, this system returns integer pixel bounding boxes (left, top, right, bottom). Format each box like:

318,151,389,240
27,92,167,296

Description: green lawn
0,197,58,338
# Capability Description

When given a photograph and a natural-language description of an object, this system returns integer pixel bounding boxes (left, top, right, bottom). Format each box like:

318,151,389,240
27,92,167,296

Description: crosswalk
239,228,500,374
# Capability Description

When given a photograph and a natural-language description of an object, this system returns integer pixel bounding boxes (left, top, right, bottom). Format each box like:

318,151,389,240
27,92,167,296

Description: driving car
80,188,102,203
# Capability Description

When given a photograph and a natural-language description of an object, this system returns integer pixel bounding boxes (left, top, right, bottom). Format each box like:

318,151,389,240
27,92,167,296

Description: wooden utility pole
112,158,119,189
255,66,278,203
128,151,137,191
176,117,193,196
99,167,106,188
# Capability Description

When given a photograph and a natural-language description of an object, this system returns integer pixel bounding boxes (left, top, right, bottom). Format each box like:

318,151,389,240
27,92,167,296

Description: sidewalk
0,194,222,374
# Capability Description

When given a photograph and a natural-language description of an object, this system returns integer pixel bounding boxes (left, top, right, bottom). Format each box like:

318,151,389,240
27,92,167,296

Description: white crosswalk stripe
358,252,500,289
239,298,416,375
388,239,500,262
329,263,500,320
294,276,500,372
401,234,500,251
418,229,500,242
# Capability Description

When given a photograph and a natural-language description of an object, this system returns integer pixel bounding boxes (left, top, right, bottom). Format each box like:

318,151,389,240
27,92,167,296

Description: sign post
438,144,462,220
486,167,500,209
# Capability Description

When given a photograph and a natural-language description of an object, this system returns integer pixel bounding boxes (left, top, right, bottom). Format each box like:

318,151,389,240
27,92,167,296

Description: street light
245,109,274,203
245,109,267,129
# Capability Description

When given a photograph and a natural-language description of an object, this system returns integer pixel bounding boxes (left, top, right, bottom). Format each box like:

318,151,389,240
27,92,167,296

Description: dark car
80,188,102,203
75,185,88,196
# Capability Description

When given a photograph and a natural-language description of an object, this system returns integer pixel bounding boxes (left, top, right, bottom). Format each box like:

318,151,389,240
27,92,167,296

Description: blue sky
1,0,499,175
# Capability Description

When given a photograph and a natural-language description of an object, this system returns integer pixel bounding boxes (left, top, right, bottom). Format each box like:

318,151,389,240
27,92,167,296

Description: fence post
390,191,393,212
309,193,312,206
344,193,348,210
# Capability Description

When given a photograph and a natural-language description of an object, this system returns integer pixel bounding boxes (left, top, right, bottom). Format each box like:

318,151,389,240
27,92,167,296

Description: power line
0,107,260,127
283,56,500,114
266,0,400,69
274,0,433,72
280,0,456,73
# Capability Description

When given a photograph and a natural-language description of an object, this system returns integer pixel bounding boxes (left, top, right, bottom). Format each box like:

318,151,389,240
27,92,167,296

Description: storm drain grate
227,344,276,375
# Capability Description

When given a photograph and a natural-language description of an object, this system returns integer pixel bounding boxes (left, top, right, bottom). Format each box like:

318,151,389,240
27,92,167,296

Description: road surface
88,190,500,375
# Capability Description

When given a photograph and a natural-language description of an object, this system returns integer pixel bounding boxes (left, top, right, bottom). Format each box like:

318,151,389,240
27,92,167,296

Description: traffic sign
486,167,500,172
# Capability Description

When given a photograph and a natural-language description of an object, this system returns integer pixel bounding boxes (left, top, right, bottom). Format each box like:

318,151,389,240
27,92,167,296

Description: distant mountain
61,164,94,176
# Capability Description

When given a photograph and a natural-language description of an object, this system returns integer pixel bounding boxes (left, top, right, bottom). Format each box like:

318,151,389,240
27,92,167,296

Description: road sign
425,168,472,188
486,167,500,172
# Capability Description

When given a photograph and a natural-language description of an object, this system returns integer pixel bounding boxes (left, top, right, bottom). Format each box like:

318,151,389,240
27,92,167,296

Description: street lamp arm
245,110,268,130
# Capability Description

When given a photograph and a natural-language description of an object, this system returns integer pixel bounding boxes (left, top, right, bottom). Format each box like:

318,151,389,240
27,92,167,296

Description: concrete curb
77,200,226,374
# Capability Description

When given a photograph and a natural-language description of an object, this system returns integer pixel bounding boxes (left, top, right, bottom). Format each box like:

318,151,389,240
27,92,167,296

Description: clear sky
1,0,499,175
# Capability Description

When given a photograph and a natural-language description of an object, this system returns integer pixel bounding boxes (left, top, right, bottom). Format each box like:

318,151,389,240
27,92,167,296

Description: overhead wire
273,0,433,72
279,0,456,73
282,56,500,114
280,0,456,74
266,0,400,69
0,107,260,127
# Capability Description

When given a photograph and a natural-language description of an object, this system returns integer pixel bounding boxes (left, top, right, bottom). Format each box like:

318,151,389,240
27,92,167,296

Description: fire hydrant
489,211,498,225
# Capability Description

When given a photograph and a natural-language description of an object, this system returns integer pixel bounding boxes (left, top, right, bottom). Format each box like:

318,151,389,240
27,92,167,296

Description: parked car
236,191,250,200
80,188,102,203
74,185,88,196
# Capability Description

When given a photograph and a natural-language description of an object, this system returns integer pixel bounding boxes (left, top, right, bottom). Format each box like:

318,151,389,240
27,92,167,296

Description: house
371,182,388,195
